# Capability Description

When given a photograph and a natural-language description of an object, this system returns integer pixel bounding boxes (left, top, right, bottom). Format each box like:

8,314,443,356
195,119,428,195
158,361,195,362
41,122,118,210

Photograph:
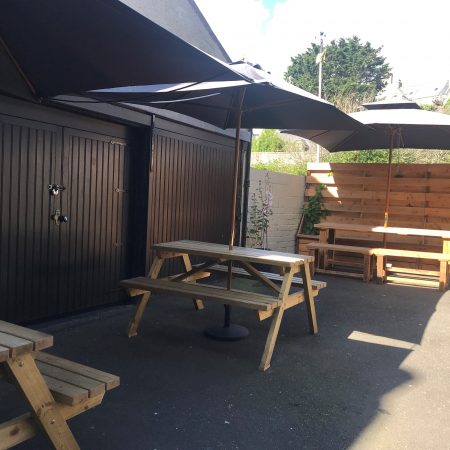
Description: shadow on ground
1,275,449,449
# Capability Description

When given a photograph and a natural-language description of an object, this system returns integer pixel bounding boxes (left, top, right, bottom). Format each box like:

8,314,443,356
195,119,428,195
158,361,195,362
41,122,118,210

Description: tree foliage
285,36,391,107
252,129,287,152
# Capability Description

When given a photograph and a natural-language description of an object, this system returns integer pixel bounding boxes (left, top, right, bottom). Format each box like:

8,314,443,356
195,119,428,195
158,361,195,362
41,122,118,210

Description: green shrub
302,185,328,235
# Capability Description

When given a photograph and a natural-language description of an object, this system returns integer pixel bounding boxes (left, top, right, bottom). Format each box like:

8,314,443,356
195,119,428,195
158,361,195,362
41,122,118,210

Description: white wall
247,169,305,253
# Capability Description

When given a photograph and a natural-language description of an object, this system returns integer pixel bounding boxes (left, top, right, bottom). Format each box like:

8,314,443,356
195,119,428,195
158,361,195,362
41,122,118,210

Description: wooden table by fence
315,222,450,253
121,240,320,371
0,321,81,450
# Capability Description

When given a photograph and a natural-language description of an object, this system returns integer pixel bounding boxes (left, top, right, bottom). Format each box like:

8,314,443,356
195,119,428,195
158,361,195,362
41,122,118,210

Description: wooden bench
0,320,119,449
306,242,375,282
373,248,450,290
206,264,327,295
120,276,310,321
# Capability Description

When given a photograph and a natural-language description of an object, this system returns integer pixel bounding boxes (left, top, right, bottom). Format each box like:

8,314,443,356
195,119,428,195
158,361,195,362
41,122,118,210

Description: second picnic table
121,240,325,371
311,222,450,289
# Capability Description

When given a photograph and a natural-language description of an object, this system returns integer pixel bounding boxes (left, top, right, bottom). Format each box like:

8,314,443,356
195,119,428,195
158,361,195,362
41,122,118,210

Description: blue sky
196,0,450,88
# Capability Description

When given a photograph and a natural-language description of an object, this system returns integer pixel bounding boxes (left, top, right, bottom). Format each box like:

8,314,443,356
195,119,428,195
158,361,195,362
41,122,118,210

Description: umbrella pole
205,87,249,341
382,132,395,246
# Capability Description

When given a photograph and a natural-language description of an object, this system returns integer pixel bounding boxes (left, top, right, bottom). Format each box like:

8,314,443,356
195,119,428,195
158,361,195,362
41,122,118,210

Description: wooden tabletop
315,223,450,239
0,321,53,361
153,240,313,267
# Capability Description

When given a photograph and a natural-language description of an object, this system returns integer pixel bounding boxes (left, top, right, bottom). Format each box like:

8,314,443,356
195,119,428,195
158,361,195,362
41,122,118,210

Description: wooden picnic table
0,321,119,449
313,223,450,288
121,240,321,371
0,321,81,449
315,222,450,252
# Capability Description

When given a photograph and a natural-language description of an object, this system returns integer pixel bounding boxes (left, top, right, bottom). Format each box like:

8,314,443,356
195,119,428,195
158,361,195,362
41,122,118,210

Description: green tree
252,129,287,152
285,36,391,107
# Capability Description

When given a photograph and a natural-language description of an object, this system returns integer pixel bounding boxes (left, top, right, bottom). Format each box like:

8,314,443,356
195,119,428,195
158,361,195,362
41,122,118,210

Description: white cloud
195,0,450,86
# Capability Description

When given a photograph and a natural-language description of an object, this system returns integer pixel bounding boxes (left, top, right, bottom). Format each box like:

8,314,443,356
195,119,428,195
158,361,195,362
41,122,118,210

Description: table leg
300,263,318,334
319,229,329,268
259,268,294,371
5,354,79,450
128,257,164,337
182,254,205,310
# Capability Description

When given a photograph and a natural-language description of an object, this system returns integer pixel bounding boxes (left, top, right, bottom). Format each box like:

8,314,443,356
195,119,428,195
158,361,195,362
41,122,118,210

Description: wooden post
259,268,293,371
182,254,204,310
300,262,318,334
127,257,164,337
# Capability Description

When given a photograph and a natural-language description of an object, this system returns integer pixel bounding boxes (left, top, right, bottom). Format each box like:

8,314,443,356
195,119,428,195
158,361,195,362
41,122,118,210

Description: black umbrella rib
0,34,36,96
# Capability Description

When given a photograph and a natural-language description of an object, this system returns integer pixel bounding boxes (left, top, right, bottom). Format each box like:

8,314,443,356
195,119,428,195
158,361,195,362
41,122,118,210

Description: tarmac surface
1,275,449,450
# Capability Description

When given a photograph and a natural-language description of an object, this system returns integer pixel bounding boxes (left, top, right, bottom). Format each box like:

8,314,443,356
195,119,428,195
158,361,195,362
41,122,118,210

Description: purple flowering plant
247,172,273,249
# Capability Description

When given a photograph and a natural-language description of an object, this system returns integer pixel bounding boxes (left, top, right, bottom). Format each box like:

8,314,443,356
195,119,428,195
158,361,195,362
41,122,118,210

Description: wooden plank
258,291,307,321
0,332,33,357
388,266,440,276
36,361,105,398
373,248,450,260
6,353,80,449
314,268,364,279
35,352,120,391
386,276,439,288
0,394,105,449
42,375,89,406
0,321,53,351
120,277,280,311
0,413,36,450
315,223,450,238
259,268,294,371
307,174,450,188
307,242,375,254
127,256,164,338
152,240,312,267
207,264,327,290
0,345,9,363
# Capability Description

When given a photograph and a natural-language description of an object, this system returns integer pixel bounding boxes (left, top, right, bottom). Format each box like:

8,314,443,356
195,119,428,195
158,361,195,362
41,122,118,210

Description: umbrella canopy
0,0,244,97
283,100,450,231
283,100,450,151
85,61,364,131
84,61,363,248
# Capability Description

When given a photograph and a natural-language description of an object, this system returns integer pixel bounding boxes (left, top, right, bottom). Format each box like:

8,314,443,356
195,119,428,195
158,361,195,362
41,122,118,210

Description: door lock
48,184,66,196
51,209,68,225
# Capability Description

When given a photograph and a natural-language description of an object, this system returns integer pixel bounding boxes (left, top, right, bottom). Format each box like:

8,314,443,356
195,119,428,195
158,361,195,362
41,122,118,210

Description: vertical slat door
58,129,130,313
0,114,62,321
147,128,236,275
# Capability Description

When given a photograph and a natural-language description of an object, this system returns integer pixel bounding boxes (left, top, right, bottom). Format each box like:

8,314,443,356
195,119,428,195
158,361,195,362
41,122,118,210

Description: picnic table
0,321,119,449
121,240,323,371
310,223,450,289
315,222,450,253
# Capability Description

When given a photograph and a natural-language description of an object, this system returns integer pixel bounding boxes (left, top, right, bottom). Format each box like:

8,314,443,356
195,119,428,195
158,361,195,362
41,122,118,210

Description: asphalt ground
1,275,449,450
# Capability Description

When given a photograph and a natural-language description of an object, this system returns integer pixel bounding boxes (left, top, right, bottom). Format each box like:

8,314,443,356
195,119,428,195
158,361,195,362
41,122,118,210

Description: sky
195,0,450,89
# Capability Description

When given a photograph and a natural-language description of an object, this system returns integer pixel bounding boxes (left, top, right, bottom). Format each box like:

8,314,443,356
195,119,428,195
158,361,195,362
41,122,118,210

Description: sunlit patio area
2,274,449,449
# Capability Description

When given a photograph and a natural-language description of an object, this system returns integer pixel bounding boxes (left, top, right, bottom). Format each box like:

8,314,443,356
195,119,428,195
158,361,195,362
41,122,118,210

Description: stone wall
247,169,305,253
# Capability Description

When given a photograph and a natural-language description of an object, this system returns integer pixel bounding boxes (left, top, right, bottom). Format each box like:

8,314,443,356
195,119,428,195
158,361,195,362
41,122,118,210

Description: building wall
248,169,305,253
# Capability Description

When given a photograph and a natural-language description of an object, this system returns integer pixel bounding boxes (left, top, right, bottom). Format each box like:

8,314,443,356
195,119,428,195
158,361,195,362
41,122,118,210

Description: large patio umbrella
83,61,363,339
283,100,450,229
0,0,244,97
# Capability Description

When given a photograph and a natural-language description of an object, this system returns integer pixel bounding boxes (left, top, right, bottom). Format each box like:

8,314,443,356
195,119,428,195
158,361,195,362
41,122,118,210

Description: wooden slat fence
299,162,450,271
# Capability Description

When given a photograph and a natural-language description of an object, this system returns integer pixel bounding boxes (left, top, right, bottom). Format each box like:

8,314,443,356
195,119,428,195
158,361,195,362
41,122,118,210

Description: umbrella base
204,324,249,341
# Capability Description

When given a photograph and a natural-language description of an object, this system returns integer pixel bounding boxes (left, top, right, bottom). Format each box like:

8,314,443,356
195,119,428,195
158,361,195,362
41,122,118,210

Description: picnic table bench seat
373,248,450,290
0,320,119,449
206,264,327,294
120,276,310,321
306,242,375,282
